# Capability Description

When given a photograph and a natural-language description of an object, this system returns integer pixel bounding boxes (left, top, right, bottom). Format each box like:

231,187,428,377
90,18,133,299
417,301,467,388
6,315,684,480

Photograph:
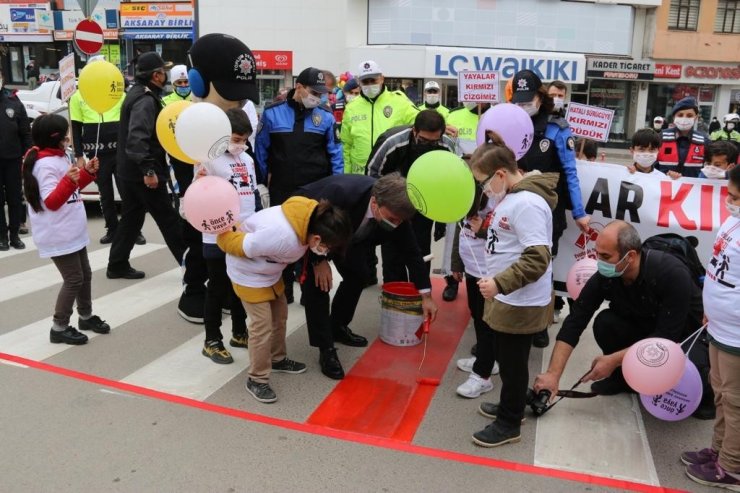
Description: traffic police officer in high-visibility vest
162,64,192,105
657,96,710,179
447,102,490,158
341,60,419,174
417,81,449,120
710,113,740,147
511,69,591,349
70,57,145,246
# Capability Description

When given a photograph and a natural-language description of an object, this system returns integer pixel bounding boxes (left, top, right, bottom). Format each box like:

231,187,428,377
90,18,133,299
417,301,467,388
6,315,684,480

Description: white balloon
174,102,231,163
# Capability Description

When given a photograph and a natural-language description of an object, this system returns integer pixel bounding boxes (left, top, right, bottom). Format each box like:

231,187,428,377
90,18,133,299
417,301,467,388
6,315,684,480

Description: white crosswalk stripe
0,243,165,303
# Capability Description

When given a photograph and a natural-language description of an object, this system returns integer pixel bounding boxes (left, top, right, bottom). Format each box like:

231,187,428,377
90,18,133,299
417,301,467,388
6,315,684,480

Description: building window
668,0,701,31
715,0,740,33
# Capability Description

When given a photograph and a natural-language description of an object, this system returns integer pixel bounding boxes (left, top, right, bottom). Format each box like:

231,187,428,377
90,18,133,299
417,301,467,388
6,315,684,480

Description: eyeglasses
415,134,443,146
479,174,495,189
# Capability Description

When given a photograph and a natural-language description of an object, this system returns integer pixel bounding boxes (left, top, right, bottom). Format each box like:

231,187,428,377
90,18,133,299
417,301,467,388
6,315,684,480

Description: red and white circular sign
74,19,103,55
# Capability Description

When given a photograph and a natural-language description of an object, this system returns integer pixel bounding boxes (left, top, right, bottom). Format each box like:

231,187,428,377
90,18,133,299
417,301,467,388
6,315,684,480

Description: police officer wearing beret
511,70,591,348
255,67,343,303
0,68,32,251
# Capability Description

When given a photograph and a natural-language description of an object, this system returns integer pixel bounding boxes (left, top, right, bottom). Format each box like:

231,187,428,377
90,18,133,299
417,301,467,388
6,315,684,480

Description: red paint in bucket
380,282,424,347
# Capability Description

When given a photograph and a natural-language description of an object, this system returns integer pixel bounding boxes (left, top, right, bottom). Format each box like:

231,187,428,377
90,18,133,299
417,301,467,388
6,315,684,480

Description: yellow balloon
78,60,124,114
156,100,197,165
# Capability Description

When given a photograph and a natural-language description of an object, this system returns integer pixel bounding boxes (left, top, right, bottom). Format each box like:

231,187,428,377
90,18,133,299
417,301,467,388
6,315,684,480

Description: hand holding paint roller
416,318,441,386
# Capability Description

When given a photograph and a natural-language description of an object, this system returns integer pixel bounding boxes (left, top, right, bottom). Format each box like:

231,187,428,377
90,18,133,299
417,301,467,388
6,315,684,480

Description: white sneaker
457,356,476,372
456,373,494,398
457,357,499,375
552,309,561,324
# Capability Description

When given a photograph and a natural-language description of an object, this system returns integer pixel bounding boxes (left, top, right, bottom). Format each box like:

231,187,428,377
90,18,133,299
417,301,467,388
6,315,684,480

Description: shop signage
565,102,614,142
53,9,118,41
120,2,193,29
586,58,654,80
684,65,740,81
430,50,585,82
253,51,292,71
0,3,52,35
457,70,500,103
120,30,192,40
655,64,682,79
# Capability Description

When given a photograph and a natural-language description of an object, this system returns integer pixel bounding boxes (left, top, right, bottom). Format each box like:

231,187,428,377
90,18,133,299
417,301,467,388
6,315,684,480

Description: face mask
174,85,191,97
518,102,540,117
320,93,329,105
674,117,695,132
482,174,507,204
633,152,658,168
302,93,321,109
727,202,740,219
702,165,726,180
727,123,736,131
653,124,663,131
464,102,477,111
310,245,329,256
361,84,381,99
553,97,565,111
346,94,358,103
597,253,629,278
228,143,247,156
425,94,440,105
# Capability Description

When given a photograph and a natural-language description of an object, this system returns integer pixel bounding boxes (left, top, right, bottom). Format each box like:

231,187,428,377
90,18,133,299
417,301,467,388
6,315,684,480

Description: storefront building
119,1,193,75
647,61,740,127
53,7,119,70
252,50,292,110
0,1,54,85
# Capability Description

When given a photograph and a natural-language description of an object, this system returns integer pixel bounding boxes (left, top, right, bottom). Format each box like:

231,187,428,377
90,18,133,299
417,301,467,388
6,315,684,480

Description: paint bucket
379,282,424,347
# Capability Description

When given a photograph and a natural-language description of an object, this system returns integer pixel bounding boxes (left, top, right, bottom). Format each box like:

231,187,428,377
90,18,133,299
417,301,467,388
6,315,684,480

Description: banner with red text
554,162,729,290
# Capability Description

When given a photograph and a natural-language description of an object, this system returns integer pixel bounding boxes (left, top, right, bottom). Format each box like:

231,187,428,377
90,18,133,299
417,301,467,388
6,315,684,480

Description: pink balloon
566,258,598,299
623,338,686,395
183,176,240,234
476,103,535,159
640,360,702,421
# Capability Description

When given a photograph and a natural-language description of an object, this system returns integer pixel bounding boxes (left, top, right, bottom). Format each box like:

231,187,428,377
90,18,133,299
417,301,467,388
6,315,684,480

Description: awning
121,30,192,40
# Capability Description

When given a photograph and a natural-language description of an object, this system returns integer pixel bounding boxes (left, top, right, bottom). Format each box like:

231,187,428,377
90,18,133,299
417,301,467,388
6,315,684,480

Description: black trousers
203,248,247,341
171,158,207,295
303,243,373,349
465,274,497,378
593,309,713,406
492,329,533,427
95,152,120,232
0,157,23,237
108,179,186,275
381,213,432,283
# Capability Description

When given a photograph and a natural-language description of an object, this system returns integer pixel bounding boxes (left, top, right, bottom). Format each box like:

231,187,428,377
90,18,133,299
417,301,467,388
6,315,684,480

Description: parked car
16,81,69,122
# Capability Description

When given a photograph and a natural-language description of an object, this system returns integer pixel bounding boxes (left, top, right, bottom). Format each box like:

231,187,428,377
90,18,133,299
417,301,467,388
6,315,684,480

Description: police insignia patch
567,137,575,150
539,139,550,153
312,113,321,126
5,108,14,119
383,105,393,118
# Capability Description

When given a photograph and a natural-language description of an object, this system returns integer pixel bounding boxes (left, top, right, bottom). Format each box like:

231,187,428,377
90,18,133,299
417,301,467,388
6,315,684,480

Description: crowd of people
2,32,739,490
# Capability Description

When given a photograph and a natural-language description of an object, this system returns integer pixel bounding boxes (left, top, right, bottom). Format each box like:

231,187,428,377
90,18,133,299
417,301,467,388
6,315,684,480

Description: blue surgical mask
597,253,630,278
175,85,191,98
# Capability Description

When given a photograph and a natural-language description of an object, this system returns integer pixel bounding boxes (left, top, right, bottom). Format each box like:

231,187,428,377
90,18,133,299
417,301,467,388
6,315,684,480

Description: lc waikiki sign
428,48,585,83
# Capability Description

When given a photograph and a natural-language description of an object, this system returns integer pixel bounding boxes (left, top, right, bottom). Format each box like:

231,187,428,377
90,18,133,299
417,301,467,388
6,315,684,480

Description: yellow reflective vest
162,91,191,106
417,102,450,120
340,87,419,174
447,107,480,156
69,90,122,123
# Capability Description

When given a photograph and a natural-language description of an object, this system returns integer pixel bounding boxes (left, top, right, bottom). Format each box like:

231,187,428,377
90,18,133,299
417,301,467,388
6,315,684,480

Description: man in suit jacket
295,173,438,379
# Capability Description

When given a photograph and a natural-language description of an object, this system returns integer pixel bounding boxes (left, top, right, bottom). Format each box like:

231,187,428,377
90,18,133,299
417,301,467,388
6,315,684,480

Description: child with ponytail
23,114,110,345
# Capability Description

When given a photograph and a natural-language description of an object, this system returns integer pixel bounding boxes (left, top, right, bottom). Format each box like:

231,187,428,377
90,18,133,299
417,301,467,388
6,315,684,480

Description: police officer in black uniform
0,68,32,251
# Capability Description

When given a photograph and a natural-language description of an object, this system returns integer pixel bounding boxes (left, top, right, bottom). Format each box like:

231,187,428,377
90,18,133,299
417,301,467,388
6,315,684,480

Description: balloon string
459,221,488,278
681,323,707,356
94,121,101,159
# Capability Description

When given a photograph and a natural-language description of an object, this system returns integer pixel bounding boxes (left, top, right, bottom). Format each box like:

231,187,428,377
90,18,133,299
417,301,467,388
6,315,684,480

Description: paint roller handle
422,317,430,334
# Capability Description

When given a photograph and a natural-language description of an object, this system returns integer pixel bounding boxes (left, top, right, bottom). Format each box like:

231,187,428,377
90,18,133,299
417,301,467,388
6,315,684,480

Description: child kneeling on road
217,198,352,403
22,114,110,345
470,131,558,448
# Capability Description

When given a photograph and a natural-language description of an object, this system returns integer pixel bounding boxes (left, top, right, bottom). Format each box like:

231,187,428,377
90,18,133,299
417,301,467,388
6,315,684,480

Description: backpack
642,233,706,288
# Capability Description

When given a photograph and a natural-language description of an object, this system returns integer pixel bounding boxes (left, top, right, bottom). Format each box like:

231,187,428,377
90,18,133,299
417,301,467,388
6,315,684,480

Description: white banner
457,70,499,103
59,53,76,103
554,162,729,288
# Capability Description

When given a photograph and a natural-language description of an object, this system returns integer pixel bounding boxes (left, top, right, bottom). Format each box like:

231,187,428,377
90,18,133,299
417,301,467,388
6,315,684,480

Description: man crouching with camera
530,220,713,420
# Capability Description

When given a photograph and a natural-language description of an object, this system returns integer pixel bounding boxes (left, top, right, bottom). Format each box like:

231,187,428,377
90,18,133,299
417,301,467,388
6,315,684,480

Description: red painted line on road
307,278,470,441
0,354,685,493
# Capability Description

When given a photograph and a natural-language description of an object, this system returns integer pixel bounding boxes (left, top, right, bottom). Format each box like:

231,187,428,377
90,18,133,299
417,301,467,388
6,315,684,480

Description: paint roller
415,318,440,386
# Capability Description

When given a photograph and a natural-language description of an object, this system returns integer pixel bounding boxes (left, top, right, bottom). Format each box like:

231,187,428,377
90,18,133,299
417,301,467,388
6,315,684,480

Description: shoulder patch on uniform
312,112,322,126
548,115,570,129
539,139,550,153
5,108,15,119
383,105,393,118
567,136,575,150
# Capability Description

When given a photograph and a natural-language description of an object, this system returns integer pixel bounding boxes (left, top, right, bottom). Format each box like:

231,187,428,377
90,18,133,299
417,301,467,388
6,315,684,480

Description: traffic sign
73,19,103,55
